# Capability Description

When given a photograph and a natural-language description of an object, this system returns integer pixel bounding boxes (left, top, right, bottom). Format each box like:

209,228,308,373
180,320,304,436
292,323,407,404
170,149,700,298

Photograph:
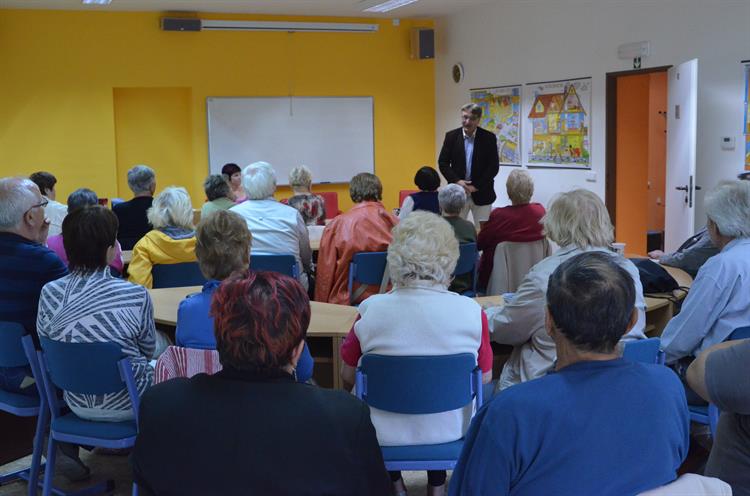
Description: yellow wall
0,10,435,211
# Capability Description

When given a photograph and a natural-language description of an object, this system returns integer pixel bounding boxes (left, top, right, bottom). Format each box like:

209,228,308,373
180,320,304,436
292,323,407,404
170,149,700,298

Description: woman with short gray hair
282,165,326,226
114,164,157,249
477,169,546,291
486,188,646,391
201,174,234,218
128,186,197,288
439,184,477,293
339,211,492,496
661,179,750,366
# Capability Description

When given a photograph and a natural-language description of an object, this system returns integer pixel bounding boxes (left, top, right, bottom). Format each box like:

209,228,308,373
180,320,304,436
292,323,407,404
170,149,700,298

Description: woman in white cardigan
340,211,493,496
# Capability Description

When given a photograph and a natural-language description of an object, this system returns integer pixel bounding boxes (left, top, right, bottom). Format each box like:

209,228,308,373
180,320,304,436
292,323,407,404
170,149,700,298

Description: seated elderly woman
315,173,399,305
29,171,68,237
128,186,196,289
282,165,326,226
340,211,492,496
661,180,750,372
477,169,546,291
439,183,477,294
200,174,235,218
398,166,441,219
175,210,313,382
222,163,247,203
113,165,156,250
132,271,390,495
37,206,156,422
486,189,646,391
230,162,312,288
47,188,124,274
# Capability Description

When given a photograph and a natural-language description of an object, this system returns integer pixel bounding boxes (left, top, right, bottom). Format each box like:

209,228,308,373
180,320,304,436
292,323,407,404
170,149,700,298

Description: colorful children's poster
523,77,592,168
470,85,522,165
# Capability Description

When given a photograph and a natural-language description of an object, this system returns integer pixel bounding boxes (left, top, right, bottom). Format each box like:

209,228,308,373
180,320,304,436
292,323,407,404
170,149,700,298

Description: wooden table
148,286,358,389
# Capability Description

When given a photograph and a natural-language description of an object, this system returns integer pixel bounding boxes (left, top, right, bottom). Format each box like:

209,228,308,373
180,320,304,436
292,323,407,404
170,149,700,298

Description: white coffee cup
612,242,626,255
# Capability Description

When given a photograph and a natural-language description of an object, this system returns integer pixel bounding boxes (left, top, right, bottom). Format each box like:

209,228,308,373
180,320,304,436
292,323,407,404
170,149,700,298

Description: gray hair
438,184,467,215
127,165,156,195
705,180,750,238
289,165,313,190
147,186,194,230
542,189,613,249
349,173,382,203
67,188,98,212
461,103,482,120
203,174,231,202
242,162,277,200
506,169,534,205
388,211,458,288
0,177,40,230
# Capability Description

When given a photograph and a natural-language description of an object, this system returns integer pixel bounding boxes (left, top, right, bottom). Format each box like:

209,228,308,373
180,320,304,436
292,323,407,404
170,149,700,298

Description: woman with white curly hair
128,186,197,288
339,211,492,496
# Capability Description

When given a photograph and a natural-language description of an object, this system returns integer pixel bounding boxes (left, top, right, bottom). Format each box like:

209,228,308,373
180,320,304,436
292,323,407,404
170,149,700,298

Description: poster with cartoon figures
523,77,592,168
470,85,522,165
744,63,749,170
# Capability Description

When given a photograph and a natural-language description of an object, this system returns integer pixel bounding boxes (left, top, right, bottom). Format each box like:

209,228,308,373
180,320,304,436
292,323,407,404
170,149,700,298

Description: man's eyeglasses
25,199,49,215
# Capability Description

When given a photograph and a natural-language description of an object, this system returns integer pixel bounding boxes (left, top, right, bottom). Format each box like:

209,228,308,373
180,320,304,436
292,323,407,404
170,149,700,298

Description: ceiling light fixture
82,0,112,5
363,0,419,13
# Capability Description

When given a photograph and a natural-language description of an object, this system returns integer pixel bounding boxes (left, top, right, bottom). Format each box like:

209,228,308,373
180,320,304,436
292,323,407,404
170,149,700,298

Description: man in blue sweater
450,252,689,496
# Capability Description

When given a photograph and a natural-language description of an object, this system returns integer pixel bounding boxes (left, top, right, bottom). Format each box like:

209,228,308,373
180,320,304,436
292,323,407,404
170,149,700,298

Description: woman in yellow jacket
129,186,197,289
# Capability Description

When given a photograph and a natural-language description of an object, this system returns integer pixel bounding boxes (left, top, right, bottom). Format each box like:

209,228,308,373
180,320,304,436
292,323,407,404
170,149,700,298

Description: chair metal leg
132,482,139,496
41,436,56,496
26,407,49,496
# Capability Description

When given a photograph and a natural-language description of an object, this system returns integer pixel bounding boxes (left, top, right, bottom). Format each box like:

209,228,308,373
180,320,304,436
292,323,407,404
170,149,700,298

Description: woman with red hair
132,271,390,495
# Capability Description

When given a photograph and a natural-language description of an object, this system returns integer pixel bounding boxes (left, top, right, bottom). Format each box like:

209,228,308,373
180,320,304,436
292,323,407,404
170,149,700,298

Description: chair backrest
356,354,482,415
623,337,664,364
250,253,299,278
728,325,750,341
455,243,478,277
38,337,140,422
154,346,222,384
152,262,207,288
487,238,551,295
318,192,340,220
348,251,388,304
0,322,29,368
399,189,418,207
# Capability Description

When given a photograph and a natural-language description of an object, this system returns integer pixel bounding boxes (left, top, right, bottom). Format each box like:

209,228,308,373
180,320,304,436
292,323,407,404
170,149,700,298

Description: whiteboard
207,96,374,185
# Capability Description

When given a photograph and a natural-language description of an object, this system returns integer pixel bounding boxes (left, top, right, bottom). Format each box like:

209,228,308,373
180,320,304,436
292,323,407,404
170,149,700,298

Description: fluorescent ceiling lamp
82,0,112,4
363,0,419,13
201,20,378,33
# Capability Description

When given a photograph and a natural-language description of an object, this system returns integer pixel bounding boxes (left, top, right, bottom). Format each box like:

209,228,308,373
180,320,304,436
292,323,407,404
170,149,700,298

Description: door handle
675,186,688,191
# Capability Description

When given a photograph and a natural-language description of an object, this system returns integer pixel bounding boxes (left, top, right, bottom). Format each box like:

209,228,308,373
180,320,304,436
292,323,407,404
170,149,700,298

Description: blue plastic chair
355,354,483,472
0,323,46,495
689,325,750,437
347,251,388,305
37,337,142,496
622,337,665,364
453,243,479,296
250,253,299,278
151,262,206,288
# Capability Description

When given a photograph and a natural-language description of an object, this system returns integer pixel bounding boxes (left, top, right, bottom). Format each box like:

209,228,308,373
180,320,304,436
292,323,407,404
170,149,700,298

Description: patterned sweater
37,268,156,413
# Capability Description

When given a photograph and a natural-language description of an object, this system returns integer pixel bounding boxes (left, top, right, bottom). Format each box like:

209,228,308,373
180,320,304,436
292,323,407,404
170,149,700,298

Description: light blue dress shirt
661,237,750,363
464,131,475,181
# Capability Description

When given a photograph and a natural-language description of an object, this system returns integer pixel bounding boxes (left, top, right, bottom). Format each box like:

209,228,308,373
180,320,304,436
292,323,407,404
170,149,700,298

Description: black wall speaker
410,28,435,60
161,18,202,32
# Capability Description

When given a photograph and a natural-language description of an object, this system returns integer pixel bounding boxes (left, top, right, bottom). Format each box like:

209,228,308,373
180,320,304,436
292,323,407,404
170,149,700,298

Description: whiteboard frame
206,96,376,185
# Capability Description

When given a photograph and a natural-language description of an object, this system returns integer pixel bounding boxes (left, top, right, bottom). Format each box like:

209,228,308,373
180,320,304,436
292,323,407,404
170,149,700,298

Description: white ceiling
0,0,495,18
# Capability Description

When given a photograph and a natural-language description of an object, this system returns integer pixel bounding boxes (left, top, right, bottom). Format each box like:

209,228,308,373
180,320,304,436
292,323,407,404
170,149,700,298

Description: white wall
435,0,750,230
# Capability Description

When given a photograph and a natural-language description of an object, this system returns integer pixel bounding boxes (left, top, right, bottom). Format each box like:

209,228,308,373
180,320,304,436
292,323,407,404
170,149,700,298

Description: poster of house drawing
523,77,591,168
470,85,522,165
744,63,749,169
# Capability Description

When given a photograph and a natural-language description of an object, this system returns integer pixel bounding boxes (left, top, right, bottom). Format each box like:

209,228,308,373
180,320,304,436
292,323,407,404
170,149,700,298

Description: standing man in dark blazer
439,103,500,228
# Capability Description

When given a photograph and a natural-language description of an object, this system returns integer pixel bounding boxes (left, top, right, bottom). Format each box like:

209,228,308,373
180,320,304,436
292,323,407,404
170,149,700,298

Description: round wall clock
452,63,464,84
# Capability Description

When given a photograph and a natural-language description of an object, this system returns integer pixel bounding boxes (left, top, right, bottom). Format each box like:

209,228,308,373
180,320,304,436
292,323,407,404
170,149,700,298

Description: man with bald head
0,177,67,392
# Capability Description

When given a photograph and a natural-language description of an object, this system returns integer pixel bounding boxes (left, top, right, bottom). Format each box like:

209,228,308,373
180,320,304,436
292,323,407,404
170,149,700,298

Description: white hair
542,189,613,249
147,186,194,230
438,184,467,215
242,162,277,200
289,165,313,190
387,211,459,288
705,180,750,238
506,169,534,205
0,177,40,230
127,165,156,195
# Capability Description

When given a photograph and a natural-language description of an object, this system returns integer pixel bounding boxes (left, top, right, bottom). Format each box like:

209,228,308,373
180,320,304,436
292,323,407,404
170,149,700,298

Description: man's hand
648,250,665,259
457,180,478,194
